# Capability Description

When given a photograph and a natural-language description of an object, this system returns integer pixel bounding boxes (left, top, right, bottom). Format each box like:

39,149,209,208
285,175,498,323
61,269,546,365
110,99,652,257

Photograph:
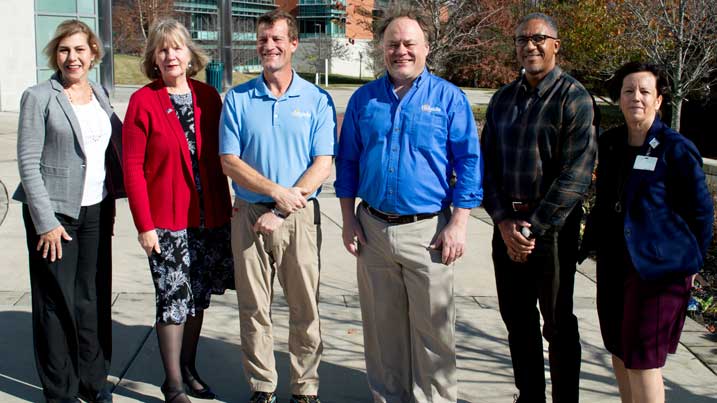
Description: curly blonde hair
141,18,208,80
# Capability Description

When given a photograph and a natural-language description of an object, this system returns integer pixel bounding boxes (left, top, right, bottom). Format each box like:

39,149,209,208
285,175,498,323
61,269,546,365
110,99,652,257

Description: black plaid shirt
480,66,597,235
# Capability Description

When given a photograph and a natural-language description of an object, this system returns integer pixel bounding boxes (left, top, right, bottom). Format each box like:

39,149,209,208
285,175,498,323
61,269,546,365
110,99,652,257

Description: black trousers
23,199,114,403
492,206,582,403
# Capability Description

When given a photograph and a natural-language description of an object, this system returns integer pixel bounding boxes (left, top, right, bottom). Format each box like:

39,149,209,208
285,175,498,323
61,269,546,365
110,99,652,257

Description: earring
188,62,193,69
153,65,159,71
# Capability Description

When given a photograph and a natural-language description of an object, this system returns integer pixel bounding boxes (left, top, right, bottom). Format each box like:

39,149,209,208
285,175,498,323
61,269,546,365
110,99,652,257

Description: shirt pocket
410,109,448,151
358,100,391,147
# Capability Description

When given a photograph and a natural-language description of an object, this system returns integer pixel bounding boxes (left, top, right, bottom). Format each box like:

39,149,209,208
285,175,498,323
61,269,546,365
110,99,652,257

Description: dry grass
113,54,258,87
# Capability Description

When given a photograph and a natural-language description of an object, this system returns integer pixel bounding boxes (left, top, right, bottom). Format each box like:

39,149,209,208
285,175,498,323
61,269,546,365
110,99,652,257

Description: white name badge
633,155,657,171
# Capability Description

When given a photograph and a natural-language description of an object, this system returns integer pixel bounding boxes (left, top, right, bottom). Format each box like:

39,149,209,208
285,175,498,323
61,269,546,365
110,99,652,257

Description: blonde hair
43,20,103,71
141,18,208,80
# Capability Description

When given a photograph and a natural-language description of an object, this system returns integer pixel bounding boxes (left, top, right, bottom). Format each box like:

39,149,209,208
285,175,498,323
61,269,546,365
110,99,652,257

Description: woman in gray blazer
13,20,123,403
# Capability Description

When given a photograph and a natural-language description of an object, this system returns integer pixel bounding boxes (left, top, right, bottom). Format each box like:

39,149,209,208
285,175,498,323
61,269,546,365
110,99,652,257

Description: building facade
174,0,377,78
0,0,107,112
175,0,277,72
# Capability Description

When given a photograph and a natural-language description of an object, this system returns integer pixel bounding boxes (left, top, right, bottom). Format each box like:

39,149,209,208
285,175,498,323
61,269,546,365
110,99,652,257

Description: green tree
542,0,639,94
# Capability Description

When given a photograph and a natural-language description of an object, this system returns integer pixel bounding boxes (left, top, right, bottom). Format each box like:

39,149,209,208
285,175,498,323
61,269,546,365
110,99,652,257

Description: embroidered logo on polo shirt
291,109,311,118
421,104,441,113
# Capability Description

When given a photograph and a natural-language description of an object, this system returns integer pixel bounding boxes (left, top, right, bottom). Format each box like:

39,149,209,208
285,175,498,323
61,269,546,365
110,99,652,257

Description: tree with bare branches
136,0,176,40
622,0,717,130
113,0,176,54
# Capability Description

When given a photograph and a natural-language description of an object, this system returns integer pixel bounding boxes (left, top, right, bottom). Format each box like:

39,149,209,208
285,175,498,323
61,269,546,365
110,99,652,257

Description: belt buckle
512,201,524,212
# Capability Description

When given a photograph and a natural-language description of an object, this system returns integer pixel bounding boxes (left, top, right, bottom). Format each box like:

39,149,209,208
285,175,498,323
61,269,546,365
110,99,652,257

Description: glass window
78,0,95,14
35,1,101,84
80,17,97,31
36,0,76,14
35,15,69,68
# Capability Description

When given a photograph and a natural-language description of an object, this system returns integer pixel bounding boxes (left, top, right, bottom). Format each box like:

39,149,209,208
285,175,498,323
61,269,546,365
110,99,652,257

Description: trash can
206,61,224,93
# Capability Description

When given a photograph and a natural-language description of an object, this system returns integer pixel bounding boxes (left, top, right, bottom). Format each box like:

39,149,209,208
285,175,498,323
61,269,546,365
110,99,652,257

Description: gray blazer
13,72,124,234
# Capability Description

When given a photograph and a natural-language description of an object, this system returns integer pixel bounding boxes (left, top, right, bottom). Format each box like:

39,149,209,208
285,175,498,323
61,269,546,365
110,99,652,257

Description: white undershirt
71,96,112,206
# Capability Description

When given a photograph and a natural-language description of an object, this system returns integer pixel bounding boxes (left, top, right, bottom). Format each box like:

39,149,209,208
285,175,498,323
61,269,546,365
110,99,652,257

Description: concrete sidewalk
0,94,716,402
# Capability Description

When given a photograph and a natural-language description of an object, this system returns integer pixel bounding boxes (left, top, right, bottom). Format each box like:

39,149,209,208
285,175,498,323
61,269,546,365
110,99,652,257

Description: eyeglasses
513,34,558,47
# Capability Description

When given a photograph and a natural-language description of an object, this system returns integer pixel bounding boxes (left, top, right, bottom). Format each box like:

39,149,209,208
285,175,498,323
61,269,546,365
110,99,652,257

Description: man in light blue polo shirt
218,10,335,403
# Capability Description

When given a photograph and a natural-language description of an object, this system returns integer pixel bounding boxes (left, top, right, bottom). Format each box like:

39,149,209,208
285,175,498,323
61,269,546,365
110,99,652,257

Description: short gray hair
516,12,558,37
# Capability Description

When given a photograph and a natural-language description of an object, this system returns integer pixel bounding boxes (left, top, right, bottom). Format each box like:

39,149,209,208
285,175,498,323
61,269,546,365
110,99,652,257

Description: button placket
386,103,403,208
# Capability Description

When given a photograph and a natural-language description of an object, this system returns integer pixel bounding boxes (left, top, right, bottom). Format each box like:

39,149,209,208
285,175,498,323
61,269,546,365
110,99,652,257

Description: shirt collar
519,66,563,97
252,69,305,99
383,68,430,99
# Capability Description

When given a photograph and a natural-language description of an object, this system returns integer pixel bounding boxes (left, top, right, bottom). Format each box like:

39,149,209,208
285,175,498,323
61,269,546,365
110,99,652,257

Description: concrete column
219,0,233,91
98,0,114,95
0,0,35,111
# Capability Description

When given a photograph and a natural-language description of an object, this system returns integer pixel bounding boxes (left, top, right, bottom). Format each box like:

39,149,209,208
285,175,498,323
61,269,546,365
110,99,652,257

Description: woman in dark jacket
591,62,713,403
13,20,122,403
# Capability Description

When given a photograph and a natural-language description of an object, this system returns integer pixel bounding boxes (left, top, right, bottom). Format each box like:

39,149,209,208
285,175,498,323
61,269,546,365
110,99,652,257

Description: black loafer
78,386,112,403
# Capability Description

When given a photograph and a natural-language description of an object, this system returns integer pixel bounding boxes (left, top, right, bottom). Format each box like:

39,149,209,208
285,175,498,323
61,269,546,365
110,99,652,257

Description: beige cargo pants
231,198,323,395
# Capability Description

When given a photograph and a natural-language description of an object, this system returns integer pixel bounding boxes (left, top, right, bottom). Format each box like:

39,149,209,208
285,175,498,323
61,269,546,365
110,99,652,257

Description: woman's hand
138,230,161,257
37,225,72,262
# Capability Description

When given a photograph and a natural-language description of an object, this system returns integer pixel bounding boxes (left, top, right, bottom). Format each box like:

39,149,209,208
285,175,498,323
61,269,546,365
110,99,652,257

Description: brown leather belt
511,201,536,213
360,201,438,224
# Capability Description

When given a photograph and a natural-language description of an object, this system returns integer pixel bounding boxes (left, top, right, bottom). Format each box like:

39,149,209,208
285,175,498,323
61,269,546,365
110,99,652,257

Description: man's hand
341,213,366,257
138,229,161,257
430,208,470,265
497,219,535,263
37,225,72,262
253,212,285,235
271,186,308,214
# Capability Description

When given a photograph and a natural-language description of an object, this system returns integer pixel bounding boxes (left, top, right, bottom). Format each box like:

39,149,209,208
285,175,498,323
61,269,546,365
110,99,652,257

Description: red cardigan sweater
123,79,231,233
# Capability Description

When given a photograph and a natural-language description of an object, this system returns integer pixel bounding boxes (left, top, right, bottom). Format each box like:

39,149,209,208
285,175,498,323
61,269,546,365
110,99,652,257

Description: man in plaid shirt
480,12,597,403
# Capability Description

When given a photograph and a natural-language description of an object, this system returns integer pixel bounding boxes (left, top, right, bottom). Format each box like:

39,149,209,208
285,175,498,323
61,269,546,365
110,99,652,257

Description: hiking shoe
249,391,276,403
289,395,321,403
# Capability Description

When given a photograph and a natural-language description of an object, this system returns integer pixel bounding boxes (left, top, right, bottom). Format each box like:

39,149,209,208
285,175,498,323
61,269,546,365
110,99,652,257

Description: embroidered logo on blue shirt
421,104,441,113
291,109,311,118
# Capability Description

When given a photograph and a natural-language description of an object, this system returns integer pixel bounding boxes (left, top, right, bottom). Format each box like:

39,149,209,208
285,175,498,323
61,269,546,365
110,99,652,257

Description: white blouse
71,96,112,206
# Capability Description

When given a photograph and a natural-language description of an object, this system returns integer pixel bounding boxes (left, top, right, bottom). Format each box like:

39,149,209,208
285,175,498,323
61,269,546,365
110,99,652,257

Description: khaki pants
231,198,323,395
357,204,457,403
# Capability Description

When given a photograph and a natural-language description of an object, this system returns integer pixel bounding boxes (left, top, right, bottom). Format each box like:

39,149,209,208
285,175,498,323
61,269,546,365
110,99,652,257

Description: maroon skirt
596,250,692,369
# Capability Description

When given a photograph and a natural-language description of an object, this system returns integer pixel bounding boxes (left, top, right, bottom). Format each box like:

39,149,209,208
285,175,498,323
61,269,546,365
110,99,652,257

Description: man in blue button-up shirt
334,7,482,403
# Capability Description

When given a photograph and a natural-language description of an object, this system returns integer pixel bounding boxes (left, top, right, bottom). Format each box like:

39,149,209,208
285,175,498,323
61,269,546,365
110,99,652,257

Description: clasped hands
253,186,310,235
498,219,536,263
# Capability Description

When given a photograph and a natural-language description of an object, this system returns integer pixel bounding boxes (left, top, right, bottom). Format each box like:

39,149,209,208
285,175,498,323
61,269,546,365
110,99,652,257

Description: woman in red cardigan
123,18,233,403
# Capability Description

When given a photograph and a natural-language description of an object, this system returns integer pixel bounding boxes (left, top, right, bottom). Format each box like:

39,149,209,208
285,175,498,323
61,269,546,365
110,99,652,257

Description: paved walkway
0,87,715,402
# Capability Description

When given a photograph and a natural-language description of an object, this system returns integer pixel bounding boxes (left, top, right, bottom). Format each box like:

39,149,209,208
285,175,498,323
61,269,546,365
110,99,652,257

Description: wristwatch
271,208,288,219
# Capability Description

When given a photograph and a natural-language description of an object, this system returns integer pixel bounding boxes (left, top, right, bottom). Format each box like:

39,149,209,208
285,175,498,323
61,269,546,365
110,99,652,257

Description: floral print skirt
149,224,234,324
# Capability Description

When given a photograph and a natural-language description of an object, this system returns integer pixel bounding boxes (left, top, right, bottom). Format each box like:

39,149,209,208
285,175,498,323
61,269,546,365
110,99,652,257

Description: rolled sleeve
334,94,361,198
480,99,510,224
529,88,596,235
448,95,483,208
